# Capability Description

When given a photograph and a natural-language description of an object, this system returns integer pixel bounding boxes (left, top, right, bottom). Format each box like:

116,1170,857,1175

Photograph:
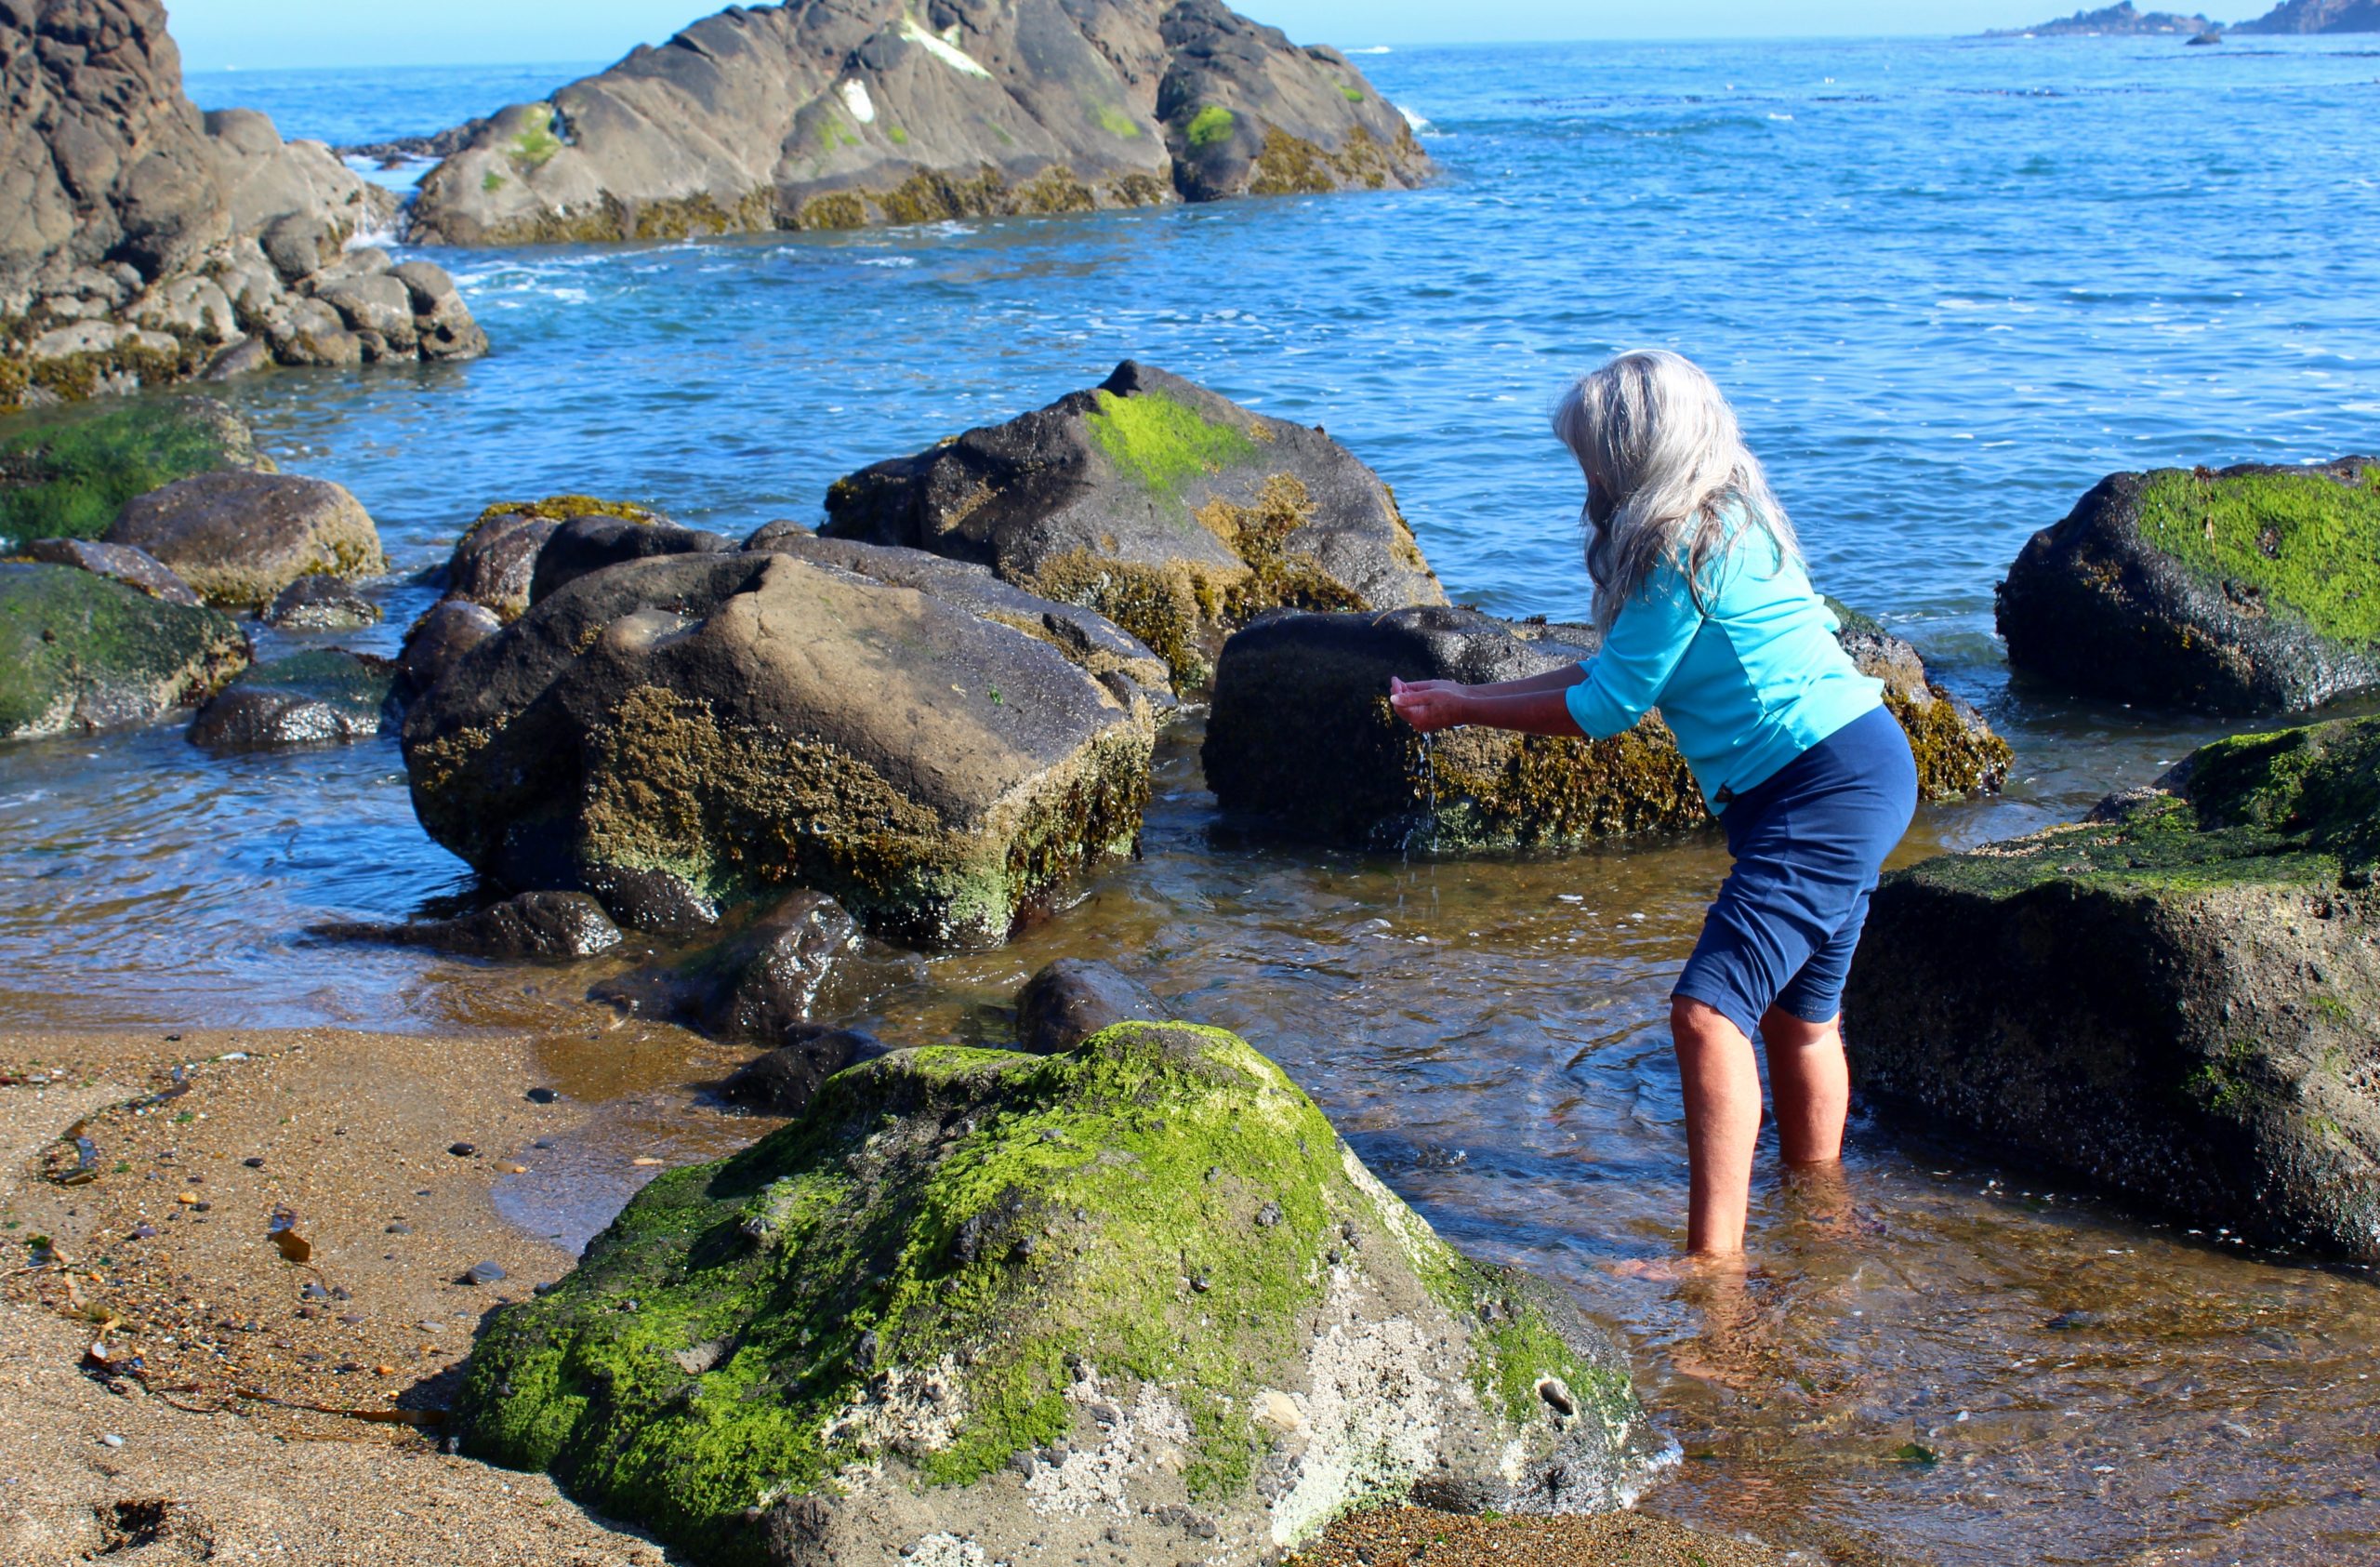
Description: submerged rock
260,572,380,630
824,362,1444,686
106,471,385,608
0,398,270,546
402,550,1155,946
718,1023,890,1116
1014,958,1168,1055
186,648,394,750
457,1023,1667,1565
313,890,625,960
0,563,248,739
21,538,200,606
1997,458,2380,714
1844,715,2380,1261
403,0,1424,247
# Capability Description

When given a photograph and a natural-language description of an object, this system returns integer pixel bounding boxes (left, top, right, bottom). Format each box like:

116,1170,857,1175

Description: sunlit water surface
6,33,2378,1565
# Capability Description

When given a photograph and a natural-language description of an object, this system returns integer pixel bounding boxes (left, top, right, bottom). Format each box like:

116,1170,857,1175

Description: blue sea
4,33,2370,1565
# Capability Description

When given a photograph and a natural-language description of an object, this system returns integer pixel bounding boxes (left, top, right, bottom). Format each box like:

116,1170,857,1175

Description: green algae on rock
0,562,249,739
0,397,271,547
1203,604,2007,853
1997,457,2380,713
822,362,1443,688
456,1022,1668,1567
402,551,1156,948
1844,714,2380,1261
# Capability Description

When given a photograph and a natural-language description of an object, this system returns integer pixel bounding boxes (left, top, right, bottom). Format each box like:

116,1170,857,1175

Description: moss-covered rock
0,397,270,547
1203,604,2008,852
1997,458,2380,713
403,551,1156,948
186,648,395,750
456,1022,1667,1567
0,562,249,739
1844,715,2380,1260
105,470,385,608
823,362,1444,688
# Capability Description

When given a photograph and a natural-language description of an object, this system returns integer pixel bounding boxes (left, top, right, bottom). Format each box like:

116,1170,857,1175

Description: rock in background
403,0,1426,246
1844,715,2380,1261
1998,458,2380,715
0,0,486,411
456,1022,1669,1567
106,471,386,608
0,398,271,547
824,361,1444,686
1203,602,2008,851
0,561,249,739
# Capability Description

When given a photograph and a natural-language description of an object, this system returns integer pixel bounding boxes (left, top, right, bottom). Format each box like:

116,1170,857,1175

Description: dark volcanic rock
261,573,381,630
1997,458,2380,714
107,471,385,608
1014,958,1169,1055
456,1023,1666,1566
583,864,722,936
187,648,395,750
688,891,862,1042
0,561,248,738
401,550,1155,946
1844,716,2380,1261
823,361,1444,686
1203,603,2009,851
528,512,732,605
314,890,625,960
403,0,1425,247
718,1023,888,1116
22,538,200,606
445,496,668,618
392,598,502,710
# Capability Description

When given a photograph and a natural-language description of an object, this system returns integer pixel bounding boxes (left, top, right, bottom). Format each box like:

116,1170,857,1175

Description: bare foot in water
1605,1252,1752,1283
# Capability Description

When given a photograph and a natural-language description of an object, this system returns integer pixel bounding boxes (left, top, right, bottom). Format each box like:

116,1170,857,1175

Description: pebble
386,1223,412,1235
524,1087,559,1104
448,1142,476,1158
243,1157,265,1168
99,1434,123,1449
464,1260,508,1286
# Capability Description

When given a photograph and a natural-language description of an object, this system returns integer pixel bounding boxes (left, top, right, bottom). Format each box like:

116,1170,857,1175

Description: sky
167,2,2047,72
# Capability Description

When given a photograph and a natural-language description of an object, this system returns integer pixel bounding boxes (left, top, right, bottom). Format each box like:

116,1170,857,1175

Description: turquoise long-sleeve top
1563,521,1884,812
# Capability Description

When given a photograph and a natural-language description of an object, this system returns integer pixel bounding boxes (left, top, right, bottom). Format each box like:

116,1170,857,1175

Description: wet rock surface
0,398,271,546
402,0,1425,247
1997,458,2380,714
718,1024,890,1116
1015,958,1169,1055
0,562,249,740
1844,715,2380,1261
186,649,395,750
824,361,1444,686
106,471,385,608
312,890,625,960
261,572,381,630
20,538,200,606
1205,603,2009,851
457,1022,1667,1566
402,549,1156,946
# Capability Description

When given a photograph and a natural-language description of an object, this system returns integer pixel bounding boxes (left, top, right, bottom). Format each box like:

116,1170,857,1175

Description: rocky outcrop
106,471,385,608
0,561,248,739
1997,458,2380,714
401,549,1157,947
0,397,269,546
1981,4,2219,34
1844,717,2380,1262
457,1021,1669,1566
0,1,487,410
1203,603,2009,852
2234,0,2380,32
312,890,626,960
403,0,1426,247
823,362,1444,686
185,649,394,750
1015,957,1168,1054
440,495,668,619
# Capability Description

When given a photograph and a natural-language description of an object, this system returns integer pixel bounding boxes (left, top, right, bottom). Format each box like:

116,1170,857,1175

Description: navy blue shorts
1673,704,1918,1042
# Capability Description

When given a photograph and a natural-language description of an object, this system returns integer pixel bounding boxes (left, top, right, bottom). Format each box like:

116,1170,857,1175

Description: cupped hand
1388,676,1467,734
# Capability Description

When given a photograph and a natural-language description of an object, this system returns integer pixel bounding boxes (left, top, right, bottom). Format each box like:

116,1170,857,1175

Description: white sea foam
857,256,917,268
1395,103,1434,135
1348,46,1392,54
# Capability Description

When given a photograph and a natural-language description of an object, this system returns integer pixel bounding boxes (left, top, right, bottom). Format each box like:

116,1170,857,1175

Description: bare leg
1760,1006,1849,1166
1671,996,1763,1257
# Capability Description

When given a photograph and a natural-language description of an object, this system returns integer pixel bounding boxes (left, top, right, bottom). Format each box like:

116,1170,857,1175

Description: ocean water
5,32,2373,1564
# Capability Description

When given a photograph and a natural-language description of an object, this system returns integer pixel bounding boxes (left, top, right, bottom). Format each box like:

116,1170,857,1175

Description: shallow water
7,31,2378,1565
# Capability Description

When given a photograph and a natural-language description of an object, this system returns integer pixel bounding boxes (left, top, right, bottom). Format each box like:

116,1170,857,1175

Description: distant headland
1986,0,2380,33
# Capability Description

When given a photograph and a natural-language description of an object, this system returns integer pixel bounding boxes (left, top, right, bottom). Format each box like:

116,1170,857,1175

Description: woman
1388,350,1917,1260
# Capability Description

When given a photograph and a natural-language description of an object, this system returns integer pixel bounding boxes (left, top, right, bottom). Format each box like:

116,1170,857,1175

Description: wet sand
0,1025,1782,1566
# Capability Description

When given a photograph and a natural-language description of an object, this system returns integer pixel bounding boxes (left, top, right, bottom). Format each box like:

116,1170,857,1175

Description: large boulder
105,471,385,607
0,398,271,546
530,512,735,604
824,362,1445,686
402,550,1157,947
1997,458,2380,714
443,495,668,618
186,648,395,750
0,562,248,739
1844,716,2380,1261
456,1022,1668,1566
402,0,1425,247
1203,604,2009,851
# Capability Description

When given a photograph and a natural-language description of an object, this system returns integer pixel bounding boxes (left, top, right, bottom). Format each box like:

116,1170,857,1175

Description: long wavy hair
1553,350,1798,638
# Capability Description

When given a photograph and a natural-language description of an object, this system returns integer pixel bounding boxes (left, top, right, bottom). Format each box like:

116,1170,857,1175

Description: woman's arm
1388,671,1584,736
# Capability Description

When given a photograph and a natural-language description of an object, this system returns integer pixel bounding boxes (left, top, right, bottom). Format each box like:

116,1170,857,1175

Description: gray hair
1552,350,1797,637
